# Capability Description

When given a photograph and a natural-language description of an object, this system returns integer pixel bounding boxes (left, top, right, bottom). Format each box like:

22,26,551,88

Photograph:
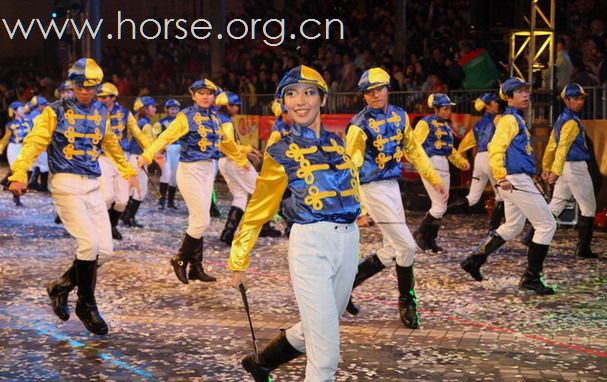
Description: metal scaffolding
509,0,556,127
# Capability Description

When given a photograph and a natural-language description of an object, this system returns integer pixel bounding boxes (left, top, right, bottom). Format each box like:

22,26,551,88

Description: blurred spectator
458,40,500,90
542,36,573,91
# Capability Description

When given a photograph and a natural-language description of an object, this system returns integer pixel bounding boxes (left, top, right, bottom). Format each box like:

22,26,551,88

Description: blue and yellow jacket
542,108,591,176
0,118,33,153
27,109,42,122
346,105,442,185
228,124,361,271
127,116,154,155
488,106,535,179
266,118,292,149
413,115,469,169
107,103,151,153
153,115,176,139
458,113,501,153
216,111,253,159
8,99,136,184
141,105,247,165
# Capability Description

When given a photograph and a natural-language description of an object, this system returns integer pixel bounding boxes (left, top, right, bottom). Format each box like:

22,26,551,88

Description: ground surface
1,171,606,381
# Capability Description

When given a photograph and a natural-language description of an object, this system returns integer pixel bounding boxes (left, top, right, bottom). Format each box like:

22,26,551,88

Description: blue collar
290,124,328,140
505,106,524,117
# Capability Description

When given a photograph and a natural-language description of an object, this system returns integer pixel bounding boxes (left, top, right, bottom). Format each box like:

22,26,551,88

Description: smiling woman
228,65,362,381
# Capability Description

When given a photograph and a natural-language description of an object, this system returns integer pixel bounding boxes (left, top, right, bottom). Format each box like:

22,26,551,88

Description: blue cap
560,83,586,100
358,67,391,92
31,96,48,107
215,91,241,106
8,101,23,118
164,99,181,109
189,79,219,95
499,77,529,100
427,93,456,108
68,58,103,87
133,96,157,112
474,93,499,112
275,65,328,99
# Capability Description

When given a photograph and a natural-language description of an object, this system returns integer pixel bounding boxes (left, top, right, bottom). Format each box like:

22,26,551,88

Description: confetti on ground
1,173,606,381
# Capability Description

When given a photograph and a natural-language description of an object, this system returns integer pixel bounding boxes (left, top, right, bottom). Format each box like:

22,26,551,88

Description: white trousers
496,174,556,245
128,154,148,201
34,151,49,172
285,221,359,382
176,160,215,238
218,156,257,210
159,144,180,187
360,179,416,267
7,143,22,166
466,152,502,205
549,161,596,218
420,156,450,218
50,173,112,261
99,155,130,212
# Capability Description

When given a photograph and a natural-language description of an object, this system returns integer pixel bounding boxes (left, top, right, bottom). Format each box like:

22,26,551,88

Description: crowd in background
1,0,606,123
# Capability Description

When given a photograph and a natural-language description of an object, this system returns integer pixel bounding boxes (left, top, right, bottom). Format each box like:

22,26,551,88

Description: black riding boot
346,253,386,315
158,182,168,210
427,217,444,253
242,330,303,382
259,221,282,237
46,261,76,321
220,206,244,245
460,230,505,281
39,172,49,192
413,213,434,251
75,259,108,335
0,172,9,189
188,237,217,282
171,233,199,284
396,264,419,329
28,167,40,190
13,194,23,207
519,242,556,295
575,216,598,258
521,225,535,247
488,201,504,232
167,186,178,209
108,208,123,240
122,197,143,227
446,197,470,214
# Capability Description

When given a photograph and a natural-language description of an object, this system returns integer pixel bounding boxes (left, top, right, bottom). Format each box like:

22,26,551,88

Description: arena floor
1,171,606,381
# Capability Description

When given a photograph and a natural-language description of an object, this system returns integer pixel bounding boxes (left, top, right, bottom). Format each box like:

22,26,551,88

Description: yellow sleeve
550,120,579,176
413,119,430,145
457,130,477,153
127,112,153,150
402,116,443,185
141,112,189,163
228,154,288,271
488,115,519,180
0,127,11,154
266,131,283,148
141,123,155,141
8,107,56,184
344,124,367,169
152,121,163,138
542,130,557,172
447,147,470,169
101,121,137,179
239,144,254,155
219,121,248,167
